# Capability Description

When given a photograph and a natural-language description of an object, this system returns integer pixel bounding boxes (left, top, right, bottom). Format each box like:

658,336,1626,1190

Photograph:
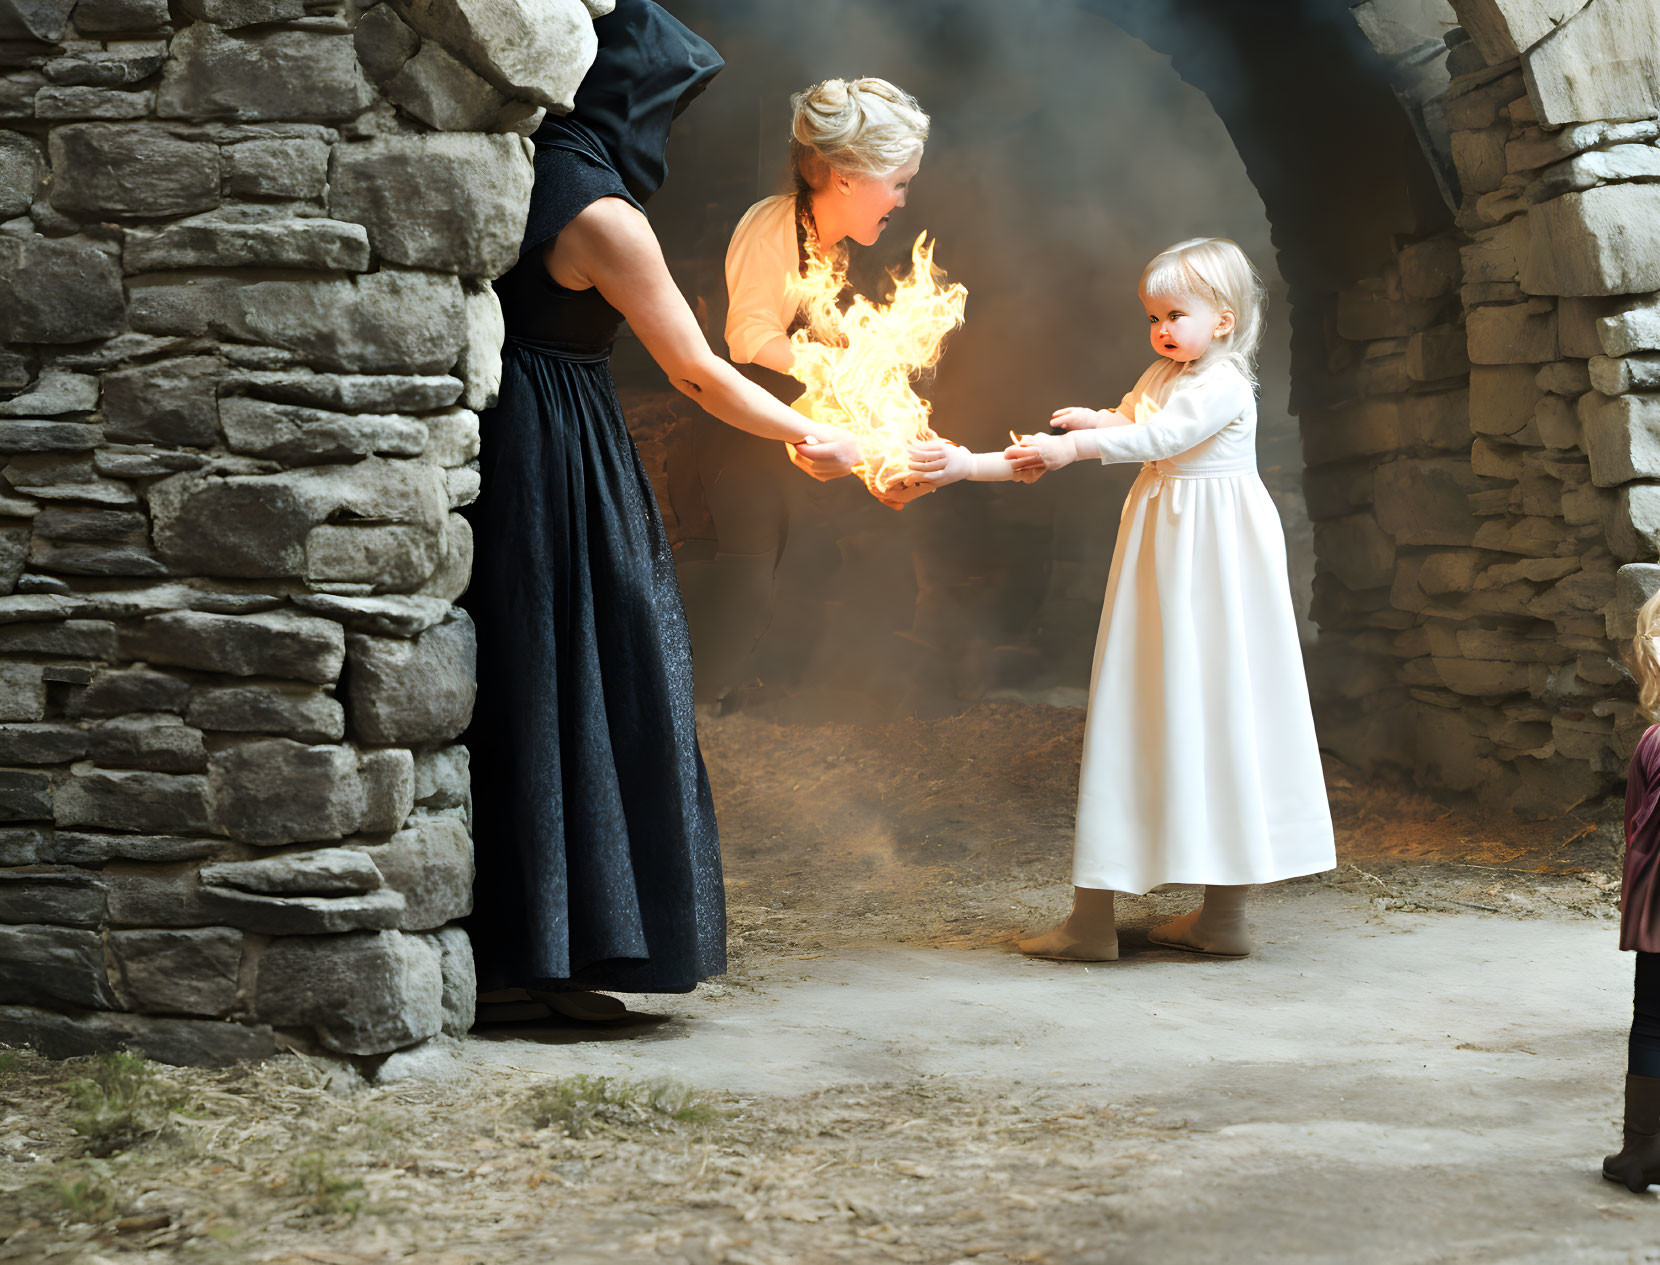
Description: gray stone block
306,521,441,590
179,0,307,26
0,236,125,345
0,619,116,658
354,2,419,82
420,409,480,469
0,723,88,765
202,846,381,896
30,506,164,577
103,867,213,926
121,610,345,682
133,270,466,375
0,370,99,417
328,134,531,277
34,86,155,119
0,769,52,820
351,813,471,931
429,925,474,1037
157,25,371,122
70,0,172,33
345,611,476,745
0,924,116,1008
458,276,503,414
0,1005,276,1066
0,1,75,42
108,928,240,1017
0,664,46,721
0,827,45,865
5,452,138,506
0,422,105,454
208,738,364,844
290,593,449,637
227,371,462,414
1373,458,1487,548
412,744,468,811
0,523,27,594
150,459,448,580
0,871,106,927
0,132,43,221
219,396,428,464
358,747,414,835
385,41,509,133
254,929,442,1055
101,356,221,449
68,667,188,718
51,830,222,863
221,137,328,200
88,714,207,773
56,765,212,834
125,214,371,275
48,124,219,219
43,45,166,86
186,682,344,742
198,885,405,935
95,446,208,479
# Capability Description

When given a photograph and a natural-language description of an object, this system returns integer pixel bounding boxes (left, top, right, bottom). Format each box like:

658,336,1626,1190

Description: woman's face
836,152,922,247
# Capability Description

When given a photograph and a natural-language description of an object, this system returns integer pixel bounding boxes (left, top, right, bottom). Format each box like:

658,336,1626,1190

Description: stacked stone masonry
1313,0,1660,814
0,0,610,1068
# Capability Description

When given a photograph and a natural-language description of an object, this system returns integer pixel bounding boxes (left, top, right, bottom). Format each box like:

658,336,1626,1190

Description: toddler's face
1142,292,1235,363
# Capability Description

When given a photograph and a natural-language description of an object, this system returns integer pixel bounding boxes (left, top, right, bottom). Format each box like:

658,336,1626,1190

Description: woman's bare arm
747,334,794,375
548,198,854,473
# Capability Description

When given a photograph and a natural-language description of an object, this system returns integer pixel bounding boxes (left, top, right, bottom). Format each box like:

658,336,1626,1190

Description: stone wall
1310,0,1660,814
0,0,605,1069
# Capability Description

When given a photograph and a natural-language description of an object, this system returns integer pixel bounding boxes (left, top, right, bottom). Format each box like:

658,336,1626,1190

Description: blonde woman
1605,590,1660,1191
911,237,1336,961
689,77,932,700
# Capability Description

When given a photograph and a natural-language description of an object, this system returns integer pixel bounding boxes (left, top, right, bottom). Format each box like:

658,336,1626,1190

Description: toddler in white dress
908,237,1335,959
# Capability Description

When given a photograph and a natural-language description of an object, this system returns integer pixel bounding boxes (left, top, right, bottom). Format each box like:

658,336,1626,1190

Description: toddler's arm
1014,375,1251,474
1050,406,1134,430
907,440,1040,486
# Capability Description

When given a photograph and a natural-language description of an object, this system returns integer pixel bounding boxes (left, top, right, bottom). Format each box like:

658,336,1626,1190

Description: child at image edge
1605,590,1660,1192
908,236,1336,960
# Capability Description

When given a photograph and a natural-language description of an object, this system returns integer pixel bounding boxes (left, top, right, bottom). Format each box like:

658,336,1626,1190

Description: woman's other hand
785,430,860,481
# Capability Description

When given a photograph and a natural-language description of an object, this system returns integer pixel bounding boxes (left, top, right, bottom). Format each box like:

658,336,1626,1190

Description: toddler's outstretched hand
1051,406,1103,430
1007,433,1076,475
906,439,975,487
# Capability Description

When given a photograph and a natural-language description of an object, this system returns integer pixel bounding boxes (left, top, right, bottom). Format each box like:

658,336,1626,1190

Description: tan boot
1604,1074,1660,1192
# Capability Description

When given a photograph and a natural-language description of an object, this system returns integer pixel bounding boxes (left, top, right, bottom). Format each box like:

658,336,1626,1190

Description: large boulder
388,0,599,111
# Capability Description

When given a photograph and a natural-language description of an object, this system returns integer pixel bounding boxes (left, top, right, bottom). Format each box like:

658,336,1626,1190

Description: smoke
630,0,1311,718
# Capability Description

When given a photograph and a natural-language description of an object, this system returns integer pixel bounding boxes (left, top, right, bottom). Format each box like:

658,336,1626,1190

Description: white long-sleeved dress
1072,357,1335,894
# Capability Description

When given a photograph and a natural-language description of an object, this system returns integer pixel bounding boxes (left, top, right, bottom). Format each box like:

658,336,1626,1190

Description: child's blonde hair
1634,589,1660,719
1140,237,1267,385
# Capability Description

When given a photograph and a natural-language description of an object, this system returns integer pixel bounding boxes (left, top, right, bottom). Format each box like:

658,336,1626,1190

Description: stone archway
0,0,1652,1067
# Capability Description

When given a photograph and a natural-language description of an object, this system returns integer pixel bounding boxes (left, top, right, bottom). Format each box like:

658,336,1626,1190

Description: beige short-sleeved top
723,194,801,365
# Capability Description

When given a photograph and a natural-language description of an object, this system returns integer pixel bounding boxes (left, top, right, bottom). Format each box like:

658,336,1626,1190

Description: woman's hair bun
789,77,929,191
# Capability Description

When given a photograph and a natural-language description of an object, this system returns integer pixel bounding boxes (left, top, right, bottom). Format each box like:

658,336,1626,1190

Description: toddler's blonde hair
1140,237,1267,385
1634,589,1660,719
790,77,929,194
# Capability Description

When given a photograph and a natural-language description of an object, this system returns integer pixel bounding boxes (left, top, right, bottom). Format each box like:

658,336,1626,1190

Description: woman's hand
1007,432,1075,475
871,479,935,510
785,429,860,481
906,439,975,487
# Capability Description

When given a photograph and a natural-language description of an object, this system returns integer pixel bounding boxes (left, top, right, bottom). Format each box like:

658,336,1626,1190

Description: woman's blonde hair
789,77,929,194
1140,237,1268,385
1633,589,1660,719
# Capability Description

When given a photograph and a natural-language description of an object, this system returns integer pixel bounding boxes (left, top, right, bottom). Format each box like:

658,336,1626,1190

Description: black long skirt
461,338,725,994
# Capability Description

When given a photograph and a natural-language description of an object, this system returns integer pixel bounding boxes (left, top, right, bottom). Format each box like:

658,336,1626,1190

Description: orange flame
786,233,968,494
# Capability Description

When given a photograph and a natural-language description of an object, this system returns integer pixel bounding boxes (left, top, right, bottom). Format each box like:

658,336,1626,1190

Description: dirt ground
0,703,1641,1265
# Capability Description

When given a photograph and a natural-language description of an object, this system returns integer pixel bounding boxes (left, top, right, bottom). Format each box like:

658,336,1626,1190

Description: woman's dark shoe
526,989,630,1023
1604,1074,1660,1192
